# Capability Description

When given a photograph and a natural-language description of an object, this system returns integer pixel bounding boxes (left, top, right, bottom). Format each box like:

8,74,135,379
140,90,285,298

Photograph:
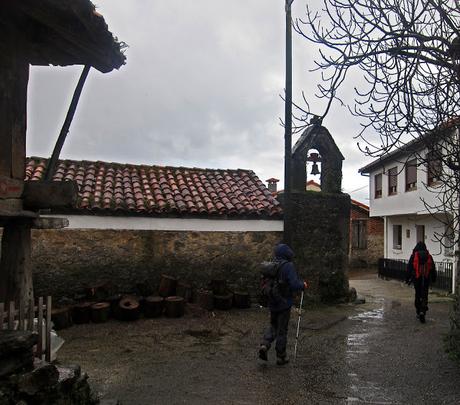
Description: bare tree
294,0,460,245
294,0,460,354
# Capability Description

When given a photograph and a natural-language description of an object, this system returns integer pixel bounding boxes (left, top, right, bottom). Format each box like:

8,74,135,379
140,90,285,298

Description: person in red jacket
406,242,437,323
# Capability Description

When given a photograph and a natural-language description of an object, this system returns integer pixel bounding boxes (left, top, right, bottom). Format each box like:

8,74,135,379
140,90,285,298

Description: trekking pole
293,290,304,362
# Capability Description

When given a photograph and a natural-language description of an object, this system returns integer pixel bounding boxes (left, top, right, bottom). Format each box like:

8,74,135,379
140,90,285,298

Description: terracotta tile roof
25,157,282,219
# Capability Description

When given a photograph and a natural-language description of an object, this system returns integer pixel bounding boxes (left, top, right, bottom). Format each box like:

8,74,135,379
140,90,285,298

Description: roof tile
25,157,282,218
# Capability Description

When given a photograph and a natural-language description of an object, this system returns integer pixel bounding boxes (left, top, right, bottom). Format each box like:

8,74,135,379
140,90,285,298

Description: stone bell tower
286,123,351,302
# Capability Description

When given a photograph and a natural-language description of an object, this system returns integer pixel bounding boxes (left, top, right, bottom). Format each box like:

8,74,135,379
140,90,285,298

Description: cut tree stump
51,307,72,330
196,290,214,311
164,296,185,318
210,279,227,296
214,293,233,310
158,275,177,297
143,296,164,318
233,291,251,309
72,302,93,324
107,294,122,317
116,297,140,321
176,282,193,303
91,302,110,323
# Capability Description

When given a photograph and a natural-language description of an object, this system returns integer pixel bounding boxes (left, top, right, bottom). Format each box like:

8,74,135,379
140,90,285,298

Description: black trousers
414,278,430,314
261,308,291,358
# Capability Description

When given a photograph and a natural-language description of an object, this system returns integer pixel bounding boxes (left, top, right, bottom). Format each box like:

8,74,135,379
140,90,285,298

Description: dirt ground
57,272,460,404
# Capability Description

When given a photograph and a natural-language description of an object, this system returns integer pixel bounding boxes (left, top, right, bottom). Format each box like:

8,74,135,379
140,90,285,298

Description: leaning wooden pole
44,65,91,181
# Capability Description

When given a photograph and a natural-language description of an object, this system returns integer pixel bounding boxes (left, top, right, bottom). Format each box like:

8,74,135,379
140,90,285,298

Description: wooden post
0,302,4,330
37,296,43,360
18,299,25,330
0,38,32,309
45,296,51,362
0,220,33,306
28,297,34,331
8,301,15,329
0,37,29,180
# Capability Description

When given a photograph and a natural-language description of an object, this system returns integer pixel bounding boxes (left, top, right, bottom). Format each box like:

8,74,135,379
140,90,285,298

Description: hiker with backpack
258,243,308,365
406,242,437,323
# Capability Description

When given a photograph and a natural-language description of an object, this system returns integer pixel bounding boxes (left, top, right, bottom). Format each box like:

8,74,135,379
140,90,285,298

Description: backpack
259,259,289,307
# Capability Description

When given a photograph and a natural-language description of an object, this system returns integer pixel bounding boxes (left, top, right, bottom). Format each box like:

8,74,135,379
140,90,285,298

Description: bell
310,162,320,176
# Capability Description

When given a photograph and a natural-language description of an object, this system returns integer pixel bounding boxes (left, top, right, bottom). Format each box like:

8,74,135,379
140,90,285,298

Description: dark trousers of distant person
414,278,430,314
262,308,291,358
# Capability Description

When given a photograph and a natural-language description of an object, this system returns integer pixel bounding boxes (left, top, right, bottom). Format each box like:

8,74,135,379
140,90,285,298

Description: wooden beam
22,180,78,210
32,217,69,230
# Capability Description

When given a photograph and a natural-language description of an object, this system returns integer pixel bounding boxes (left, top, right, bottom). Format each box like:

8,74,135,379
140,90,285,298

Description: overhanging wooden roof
1,0,126,73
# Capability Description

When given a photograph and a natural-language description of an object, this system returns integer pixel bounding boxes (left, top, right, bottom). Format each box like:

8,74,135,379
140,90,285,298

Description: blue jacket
269,244,304,312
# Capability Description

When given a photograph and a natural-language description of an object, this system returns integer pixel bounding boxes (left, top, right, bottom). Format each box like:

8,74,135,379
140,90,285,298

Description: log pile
45,274,253,328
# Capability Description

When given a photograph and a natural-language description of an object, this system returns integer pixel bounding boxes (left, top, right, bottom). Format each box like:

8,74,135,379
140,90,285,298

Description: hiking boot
419,313,426,323
276,357,289,366
258,345,268,361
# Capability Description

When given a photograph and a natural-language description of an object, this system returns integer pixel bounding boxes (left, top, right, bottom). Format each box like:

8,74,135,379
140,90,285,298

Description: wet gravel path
58,272,460,404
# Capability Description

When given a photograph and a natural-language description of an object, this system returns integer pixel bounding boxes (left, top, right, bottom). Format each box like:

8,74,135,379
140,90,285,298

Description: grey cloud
26,0,370,202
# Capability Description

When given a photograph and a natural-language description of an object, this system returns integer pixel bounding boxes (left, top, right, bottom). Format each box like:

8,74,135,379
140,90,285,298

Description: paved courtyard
58,271,460,404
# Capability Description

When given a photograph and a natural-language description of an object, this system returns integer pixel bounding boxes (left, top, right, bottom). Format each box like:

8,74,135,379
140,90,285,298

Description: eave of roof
1,0,126,73
358,118,460,174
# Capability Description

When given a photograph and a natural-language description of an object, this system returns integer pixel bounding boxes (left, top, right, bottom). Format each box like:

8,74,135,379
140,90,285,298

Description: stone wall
30,229,282,299
289,191,351,302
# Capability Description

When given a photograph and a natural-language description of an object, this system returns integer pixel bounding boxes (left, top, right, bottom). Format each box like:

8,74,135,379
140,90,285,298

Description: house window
393,225,402,249
427,150,442,186
388,167,398,195
374,173,382,198
352,219,367,249
405,159,417,191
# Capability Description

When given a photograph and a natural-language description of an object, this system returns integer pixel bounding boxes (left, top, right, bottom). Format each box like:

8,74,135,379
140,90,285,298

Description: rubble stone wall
288,191,351,302
30,229,282,299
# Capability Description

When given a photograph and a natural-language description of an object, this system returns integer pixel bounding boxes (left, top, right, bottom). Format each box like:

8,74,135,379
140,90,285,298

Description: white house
359,137,456,291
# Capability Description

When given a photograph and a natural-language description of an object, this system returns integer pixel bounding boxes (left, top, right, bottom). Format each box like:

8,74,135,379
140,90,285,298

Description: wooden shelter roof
1,0,126,73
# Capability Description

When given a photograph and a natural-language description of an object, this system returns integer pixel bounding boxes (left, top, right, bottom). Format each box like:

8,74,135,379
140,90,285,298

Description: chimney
266,178,279,193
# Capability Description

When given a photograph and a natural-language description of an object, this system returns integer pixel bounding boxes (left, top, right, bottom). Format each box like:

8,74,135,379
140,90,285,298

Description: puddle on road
348,307,384,322
345,299,396,404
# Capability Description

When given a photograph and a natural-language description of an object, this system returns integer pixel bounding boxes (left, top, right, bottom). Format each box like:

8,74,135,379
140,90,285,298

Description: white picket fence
0,296,52,361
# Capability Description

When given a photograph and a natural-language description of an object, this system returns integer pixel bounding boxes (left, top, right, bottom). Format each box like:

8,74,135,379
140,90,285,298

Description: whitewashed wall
385,214,453,263
368,151,444,218
45,215,284,232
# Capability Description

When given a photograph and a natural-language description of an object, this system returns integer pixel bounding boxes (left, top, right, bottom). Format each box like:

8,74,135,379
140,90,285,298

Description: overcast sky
26,0,373,202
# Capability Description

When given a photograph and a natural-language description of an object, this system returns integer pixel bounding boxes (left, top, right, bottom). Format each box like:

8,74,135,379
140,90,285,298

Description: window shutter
389,167,398,187
427,150,442,184
375,173,382,197
406,159,417,190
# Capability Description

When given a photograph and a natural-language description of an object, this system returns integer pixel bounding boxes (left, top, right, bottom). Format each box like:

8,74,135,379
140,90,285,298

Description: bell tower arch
291,124,344,193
